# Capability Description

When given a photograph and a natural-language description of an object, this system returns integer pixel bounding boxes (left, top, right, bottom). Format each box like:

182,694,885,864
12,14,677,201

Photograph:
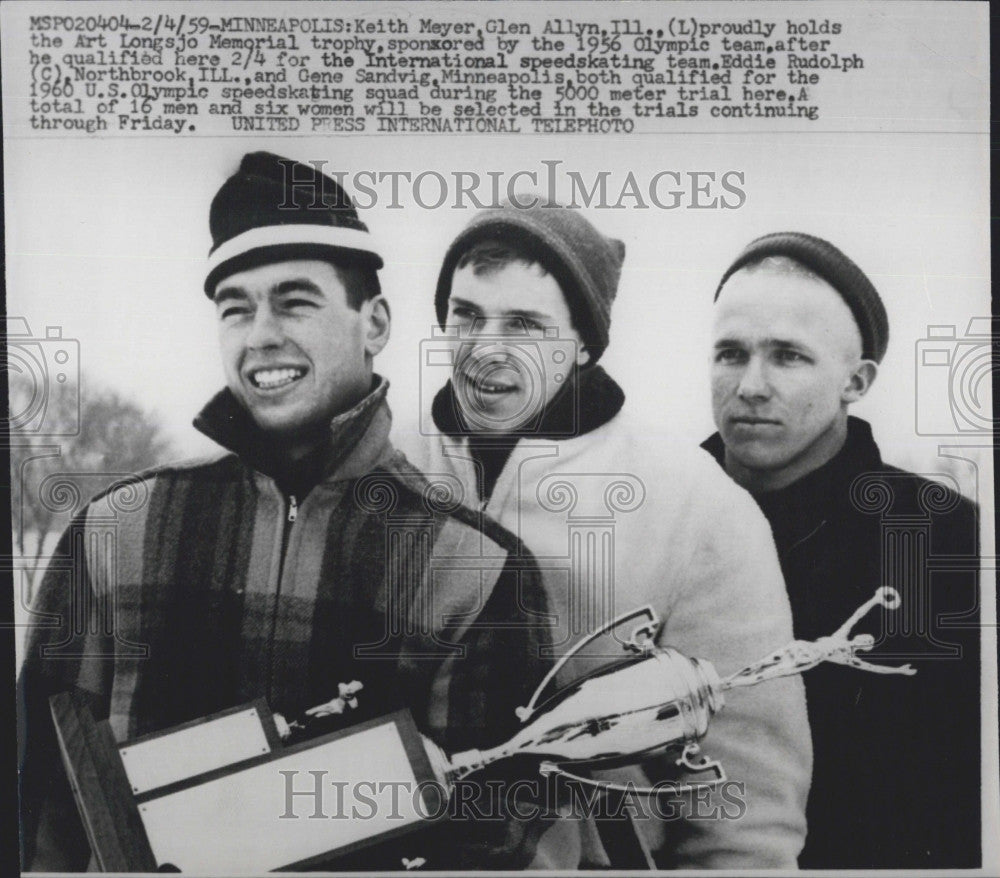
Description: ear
842,359,878,403
362,296,391,358
576,345,591,368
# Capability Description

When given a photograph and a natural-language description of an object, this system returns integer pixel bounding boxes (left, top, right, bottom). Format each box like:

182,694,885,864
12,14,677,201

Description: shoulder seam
83,451,239,505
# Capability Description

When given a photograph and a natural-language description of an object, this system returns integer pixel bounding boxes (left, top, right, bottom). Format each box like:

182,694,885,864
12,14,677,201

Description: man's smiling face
446,260,589,433
214,259,383,443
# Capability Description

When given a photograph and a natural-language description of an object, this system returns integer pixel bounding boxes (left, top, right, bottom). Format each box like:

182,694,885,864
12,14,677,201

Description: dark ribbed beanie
204,151,382,296
714,232,888,362
434,200,625,361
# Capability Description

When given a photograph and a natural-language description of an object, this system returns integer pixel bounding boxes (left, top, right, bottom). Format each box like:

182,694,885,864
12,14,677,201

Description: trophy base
51,694,442,873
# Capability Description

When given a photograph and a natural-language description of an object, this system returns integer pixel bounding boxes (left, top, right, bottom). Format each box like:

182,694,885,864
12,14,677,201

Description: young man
407,201,812,868
704,232,981,868
17,153,554,871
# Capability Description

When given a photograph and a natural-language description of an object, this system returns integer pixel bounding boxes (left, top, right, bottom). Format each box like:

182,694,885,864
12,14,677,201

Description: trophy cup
404,585,915,796
51,587,913,871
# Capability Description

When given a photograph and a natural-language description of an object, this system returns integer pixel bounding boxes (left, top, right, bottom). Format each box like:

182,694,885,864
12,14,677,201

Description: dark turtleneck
702,416,882,558
432,365,625,502
702,417,981,869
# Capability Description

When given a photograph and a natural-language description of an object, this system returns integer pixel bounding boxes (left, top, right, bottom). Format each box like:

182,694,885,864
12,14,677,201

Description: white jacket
401,396,811,869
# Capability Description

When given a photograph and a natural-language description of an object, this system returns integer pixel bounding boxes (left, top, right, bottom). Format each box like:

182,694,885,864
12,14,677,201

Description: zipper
470,441,558,519
265,492,298,702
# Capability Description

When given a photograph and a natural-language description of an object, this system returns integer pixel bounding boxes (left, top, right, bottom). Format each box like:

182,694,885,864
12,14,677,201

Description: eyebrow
450,297,552,321
272,278,324,297
714,337,744,350
213,278,324,305
213,286,247,306
713,337,809,351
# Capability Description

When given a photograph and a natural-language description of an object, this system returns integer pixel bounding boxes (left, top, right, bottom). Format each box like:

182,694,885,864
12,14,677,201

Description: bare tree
9,371,175,598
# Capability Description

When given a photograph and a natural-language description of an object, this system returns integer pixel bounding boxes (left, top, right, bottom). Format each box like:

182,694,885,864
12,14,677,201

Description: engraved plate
119,708,271,796
138,722,424,872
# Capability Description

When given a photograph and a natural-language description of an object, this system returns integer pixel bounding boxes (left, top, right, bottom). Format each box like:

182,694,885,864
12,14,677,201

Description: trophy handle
538,742,726,798
516,605,663,722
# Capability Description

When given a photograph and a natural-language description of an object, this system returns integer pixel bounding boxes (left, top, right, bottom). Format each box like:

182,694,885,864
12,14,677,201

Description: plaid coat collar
193,375,392,492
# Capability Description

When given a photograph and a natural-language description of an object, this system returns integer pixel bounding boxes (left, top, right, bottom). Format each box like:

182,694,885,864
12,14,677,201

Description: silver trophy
422,586,914,795
55,587,913,872
279,587,913,798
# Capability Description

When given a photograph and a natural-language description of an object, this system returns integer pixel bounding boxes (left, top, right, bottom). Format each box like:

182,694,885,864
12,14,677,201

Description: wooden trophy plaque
49,692,440,872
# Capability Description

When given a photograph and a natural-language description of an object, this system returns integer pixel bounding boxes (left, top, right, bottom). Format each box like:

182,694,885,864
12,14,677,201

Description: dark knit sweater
431,365,625,502
703,417,981,868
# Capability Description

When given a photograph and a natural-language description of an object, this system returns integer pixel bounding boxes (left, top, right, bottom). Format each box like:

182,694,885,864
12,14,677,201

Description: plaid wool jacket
18,378,553,871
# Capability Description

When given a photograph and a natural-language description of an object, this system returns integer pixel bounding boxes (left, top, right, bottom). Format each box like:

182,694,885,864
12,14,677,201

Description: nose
245,304,283,350
461,340,510,371
462,317,517,360
736,356,771,401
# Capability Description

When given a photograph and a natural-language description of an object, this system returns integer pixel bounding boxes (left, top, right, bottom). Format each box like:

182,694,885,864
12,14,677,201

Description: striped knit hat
715,232,889,363
204,151,382,296
434,200,626,361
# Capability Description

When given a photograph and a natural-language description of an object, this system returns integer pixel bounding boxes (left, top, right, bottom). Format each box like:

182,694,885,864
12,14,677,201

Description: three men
17,153,554,871
20,156,973,871
407,201,812,868
704,232,981,868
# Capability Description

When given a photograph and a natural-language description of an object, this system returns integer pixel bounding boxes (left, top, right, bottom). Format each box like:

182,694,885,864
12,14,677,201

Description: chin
249,407,314,437
495,402,543,431
726,440,791,473
457,392,529,431
467,410,535,434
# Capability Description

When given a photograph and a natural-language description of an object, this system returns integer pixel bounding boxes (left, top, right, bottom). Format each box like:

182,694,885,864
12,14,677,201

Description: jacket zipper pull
288,494,298,523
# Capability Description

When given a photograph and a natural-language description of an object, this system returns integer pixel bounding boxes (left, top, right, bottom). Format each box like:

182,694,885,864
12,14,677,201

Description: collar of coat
193,375,392,495
430,363,626,441
701,416,884,548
